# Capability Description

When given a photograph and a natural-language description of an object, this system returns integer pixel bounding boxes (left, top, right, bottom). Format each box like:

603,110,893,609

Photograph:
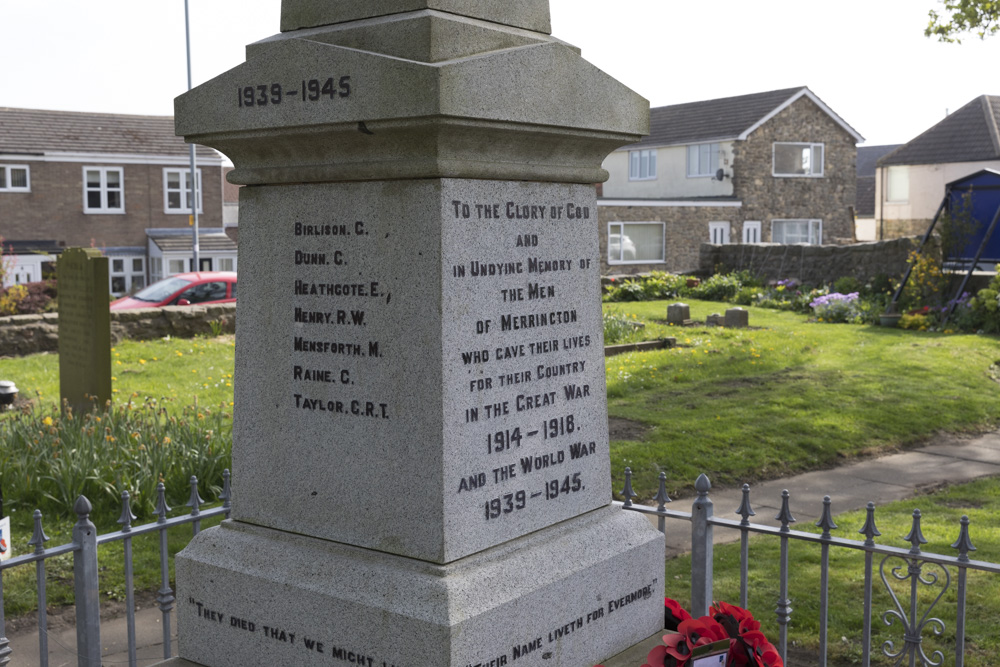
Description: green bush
603,312,644,344
0,399,232,523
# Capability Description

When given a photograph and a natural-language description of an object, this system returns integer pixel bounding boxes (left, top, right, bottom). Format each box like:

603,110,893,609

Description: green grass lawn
603,299,1000,501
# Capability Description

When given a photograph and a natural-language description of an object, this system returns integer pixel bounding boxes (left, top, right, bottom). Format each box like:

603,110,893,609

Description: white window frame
687,143,720,178
607,221,665,265
771,219,823,245
163,168,203,214
83,166,125,213
0,164,30,192
772,142,824,178
742,221,762,244
109,255,147,295
709,221,730,245
886,166,909,203
628,149,657,181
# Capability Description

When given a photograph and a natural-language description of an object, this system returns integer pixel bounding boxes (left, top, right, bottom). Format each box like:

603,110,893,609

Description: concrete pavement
5,430,1000,666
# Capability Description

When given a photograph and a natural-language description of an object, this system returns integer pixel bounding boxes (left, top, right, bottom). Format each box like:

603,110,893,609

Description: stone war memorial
57,247,112,414
168,1,664,665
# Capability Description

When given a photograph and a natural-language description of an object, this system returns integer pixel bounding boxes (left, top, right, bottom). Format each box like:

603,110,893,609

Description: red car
110,271,237,310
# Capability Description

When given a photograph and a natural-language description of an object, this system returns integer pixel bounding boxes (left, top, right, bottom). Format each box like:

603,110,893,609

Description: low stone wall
699,236,934,284
0,303,236,357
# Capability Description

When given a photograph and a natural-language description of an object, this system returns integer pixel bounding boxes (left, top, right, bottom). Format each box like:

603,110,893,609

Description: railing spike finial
186,475,206,516
859,501,881,546
736,483,756,526
621,468,637,508
816,495,838,539
117,490,137,533
220,469,232,511
654,471,671,512
155,482,171,524
695,473,711,497
951,515,976,563
28,509,49,555
904,509,928,555
73,495,93,521
774,489,796,533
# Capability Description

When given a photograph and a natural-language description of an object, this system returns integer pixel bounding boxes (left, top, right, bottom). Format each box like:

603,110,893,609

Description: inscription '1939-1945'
238,76,351,108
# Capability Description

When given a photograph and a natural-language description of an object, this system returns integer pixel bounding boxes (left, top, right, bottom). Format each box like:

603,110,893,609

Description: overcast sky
3,0,994,147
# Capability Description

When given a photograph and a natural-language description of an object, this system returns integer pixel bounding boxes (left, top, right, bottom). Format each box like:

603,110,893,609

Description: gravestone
170,2,664,666
57,248,111,414
667,302,692,326
724,307,749,328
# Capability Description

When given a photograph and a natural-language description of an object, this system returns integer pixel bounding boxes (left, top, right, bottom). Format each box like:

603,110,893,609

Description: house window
83,167,124,213
886,166,909,203
0,165,30,192
743,221,761,244
773,143,824,177
109,256,146,295
608,222,665,264
687,143,720,178
218,257,235,272
168,259,188,275
772,219,822,245
628,149,657,181
151,257,163,283
709,222,730,244
164,168,203,213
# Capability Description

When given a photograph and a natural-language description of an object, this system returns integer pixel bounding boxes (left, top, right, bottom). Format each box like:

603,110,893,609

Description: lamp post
184,0,200,271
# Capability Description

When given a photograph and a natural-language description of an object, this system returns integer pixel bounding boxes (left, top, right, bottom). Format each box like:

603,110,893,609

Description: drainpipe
878,167,885,240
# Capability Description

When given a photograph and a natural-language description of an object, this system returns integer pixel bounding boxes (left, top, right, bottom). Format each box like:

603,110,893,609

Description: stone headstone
706,313,723,327
171,3,663,666
725,307,749,328
666,302,691,326
57,248,111,414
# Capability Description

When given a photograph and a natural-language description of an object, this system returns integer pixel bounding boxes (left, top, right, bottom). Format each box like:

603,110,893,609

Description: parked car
110,271,237,310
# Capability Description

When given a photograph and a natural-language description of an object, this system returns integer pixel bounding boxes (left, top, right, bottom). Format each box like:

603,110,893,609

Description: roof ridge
0,107,174,120
649,86,805,113
983,95,1000,157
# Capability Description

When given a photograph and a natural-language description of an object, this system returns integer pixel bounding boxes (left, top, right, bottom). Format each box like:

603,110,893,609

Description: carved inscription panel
232,179,608,562
439,180,610,556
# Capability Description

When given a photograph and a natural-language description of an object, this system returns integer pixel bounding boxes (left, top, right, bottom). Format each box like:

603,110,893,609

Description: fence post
72,496,102,667
690,473,714,617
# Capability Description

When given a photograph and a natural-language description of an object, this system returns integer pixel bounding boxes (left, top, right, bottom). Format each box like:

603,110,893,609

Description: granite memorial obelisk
171,2,664,665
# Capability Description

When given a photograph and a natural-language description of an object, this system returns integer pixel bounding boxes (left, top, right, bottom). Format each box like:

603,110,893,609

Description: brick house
0,107,236,294
875,95,1000,240
598,87,863,275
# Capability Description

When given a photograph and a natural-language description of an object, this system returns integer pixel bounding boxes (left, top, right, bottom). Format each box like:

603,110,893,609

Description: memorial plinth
173,3,663,665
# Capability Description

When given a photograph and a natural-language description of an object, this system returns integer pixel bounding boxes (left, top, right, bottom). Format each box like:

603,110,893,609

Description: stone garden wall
699,236,933,284
0,303,236,357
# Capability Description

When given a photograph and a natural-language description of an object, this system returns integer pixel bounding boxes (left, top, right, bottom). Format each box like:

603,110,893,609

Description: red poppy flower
665,597,693,631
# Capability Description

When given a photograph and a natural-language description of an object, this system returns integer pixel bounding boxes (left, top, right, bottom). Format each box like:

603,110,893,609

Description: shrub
0,284,28,315
833,276,862,295
603,312,643,345
0,279,56,315
0,398,232,523
809,292,861,323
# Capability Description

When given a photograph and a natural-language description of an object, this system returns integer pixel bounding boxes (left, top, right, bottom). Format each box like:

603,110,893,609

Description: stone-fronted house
875,95,1000,239
0,107,236,294
598,87,863,274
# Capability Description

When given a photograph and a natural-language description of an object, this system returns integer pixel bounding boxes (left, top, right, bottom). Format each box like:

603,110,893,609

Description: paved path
6,431,1000,666
654,429,1000,559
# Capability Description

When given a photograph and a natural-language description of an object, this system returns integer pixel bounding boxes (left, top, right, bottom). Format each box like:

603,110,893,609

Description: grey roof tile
857,145,902,177
878,96,1000,166
0,107,218,159
627,87,807,149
